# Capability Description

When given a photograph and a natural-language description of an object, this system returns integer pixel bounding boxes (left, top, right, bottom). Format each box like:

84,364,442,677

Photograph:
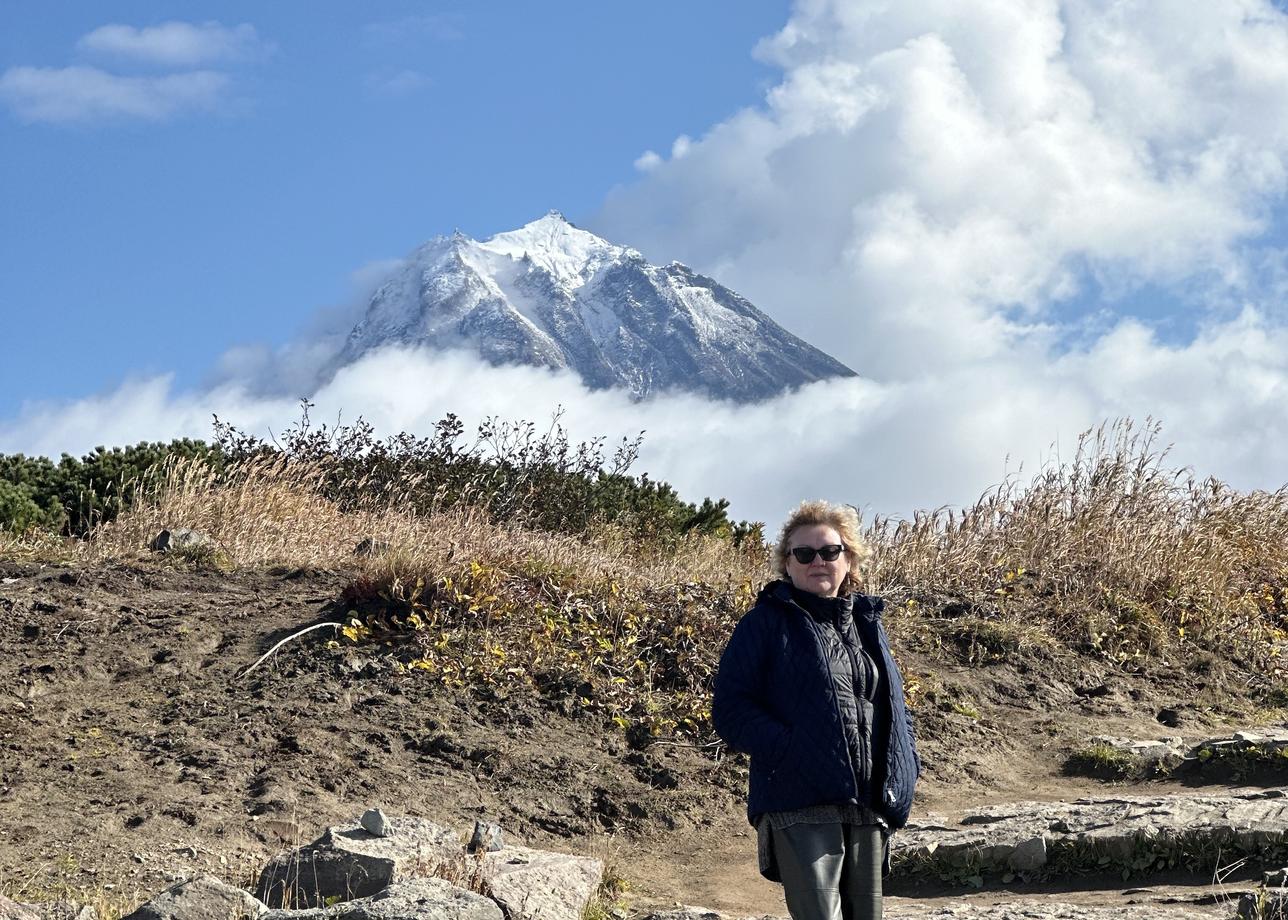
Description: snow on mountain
336,212,856,402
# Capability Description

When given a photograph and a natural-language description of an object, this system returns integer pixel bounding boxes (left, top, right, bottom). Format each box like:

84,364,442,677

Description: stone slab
893,788,1288,884
261,880,501,920
478,845,602,920
642,903,1221,920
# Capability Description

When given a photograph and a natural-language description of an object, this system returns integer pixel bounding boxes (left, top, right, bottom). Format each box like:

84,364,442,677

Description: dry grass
5,417,1284,683
0,855,144,920
865,420,1288,666
79,454,769,589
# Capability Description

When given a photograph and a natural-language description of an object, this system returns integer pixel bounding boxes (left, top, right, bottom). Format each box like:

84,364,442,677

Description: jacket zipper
801,613,861,801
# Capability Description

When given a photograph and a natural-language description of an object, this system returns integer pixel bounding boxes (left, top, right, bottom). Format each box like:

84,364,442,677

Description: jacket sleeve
711,609,791,762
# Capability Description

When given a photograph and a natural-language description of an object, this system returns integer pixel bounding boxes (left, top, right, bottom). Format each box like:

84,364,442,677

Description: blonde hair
773,500,870,595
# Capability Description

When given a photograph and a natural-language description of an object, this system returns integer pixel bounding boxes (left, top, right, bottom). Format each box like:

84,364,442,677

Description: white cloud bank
0,66,228,122
77,21,268,66
2,20,265,123
3,335,1287,528
580,0,1288,514
4,0,1288,526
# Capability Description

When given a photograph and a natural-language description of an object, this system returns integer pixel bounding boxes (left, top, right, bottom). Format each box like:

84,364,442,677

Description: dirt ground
0,559,1277,917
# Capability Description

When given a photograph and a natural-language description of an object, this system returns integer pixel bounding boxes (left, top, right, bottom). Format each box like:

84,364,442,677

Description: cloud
1,19,267,123
634,150,663,173
76,21,269,66
3,336,1287,528
366,69,433,96
574,0,1288,513
595,0,1288,375
201,258,406,398
0,66,228,123
363,14,465,44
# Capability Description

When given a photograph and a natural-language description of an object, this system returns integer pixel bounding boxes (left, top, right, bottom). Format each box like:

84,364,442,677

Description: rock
468,821,504,853
360,808,390,838
261,880,501,920
1078,735,1188,775
122,875,265,920
886,906,1217,919
637,910,729,920
478,845,602,920
0,896,40,920
1009,835,1047,871
30,905,98,920
1239,887,1288,919
642,903,1219,920
353,539,389,558
256,817,462,908
149,529,211,553
893,788,1288,887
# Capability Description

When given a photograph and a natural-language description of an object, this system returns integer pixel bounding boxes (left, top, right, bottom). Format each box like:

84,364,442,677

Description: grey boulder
122,875,265,920
478,846,602,920
360,809,390,838
149,529,211,553
468,821,504,854
262,880,501,920
256,817,463,908
0,896,40,920
28,906,98,920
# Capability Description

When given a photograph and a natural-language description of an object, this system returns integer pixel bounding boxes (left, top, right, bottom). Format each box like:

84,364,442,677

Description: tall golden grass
84,452,770,589
865,420,1288,663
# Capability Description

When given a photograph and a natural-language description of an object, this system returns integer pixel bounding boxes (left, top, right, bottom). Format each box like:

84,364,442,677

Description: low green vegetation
1064,744,1146,781
0,439,216,535
1192,741,1288,782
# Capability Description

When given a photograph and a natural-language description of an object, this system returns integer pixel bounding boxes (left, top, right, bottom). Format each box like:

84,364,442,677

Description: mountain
336,212,856,402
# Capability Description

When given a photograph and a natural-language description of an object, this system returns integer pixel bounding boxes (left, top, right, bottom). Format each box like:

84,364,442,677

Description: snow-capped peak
477,211,631,290
336,214,856,403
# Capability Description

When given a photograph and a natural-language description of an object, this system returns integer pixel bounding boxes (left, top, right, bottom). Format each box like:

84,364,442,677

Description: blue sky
0,2,786,416
4,1,1288,523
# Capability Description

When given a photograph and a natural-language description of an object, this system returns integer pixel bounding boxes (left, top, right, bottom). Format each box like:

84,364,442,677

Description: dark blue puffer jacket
711,580,921,828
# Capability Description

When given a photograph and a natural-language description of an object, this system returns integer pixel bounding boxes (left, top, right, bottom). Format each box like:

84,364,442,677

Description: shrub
0,439,219,535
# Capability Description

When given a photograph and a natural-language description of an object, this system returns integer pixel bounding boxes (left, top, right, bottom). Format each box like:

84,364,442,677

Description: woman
712,500,919,920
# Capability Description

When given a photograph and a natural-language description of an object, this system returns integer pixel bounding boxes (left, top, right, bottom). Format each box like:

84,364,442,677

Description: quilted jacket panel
712,580,921,828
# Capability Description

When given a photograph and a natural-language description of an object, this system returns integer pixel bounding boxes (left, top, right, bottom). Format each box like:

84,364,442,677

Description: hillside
2,557,1284,919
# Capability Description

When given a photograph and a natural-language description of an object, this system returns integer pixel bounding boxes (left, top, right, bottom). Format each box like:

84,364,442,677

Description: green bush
0,439,219,535
1,404,755,549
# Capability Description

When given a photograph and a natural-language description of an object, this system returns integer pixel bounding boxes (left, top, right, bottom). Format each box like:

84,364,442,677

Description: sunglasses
789,544,845,564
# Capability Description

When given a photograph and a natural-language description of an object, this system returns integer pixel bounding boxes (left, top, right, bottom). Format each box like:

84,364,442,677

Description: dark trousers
771,822,883,920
